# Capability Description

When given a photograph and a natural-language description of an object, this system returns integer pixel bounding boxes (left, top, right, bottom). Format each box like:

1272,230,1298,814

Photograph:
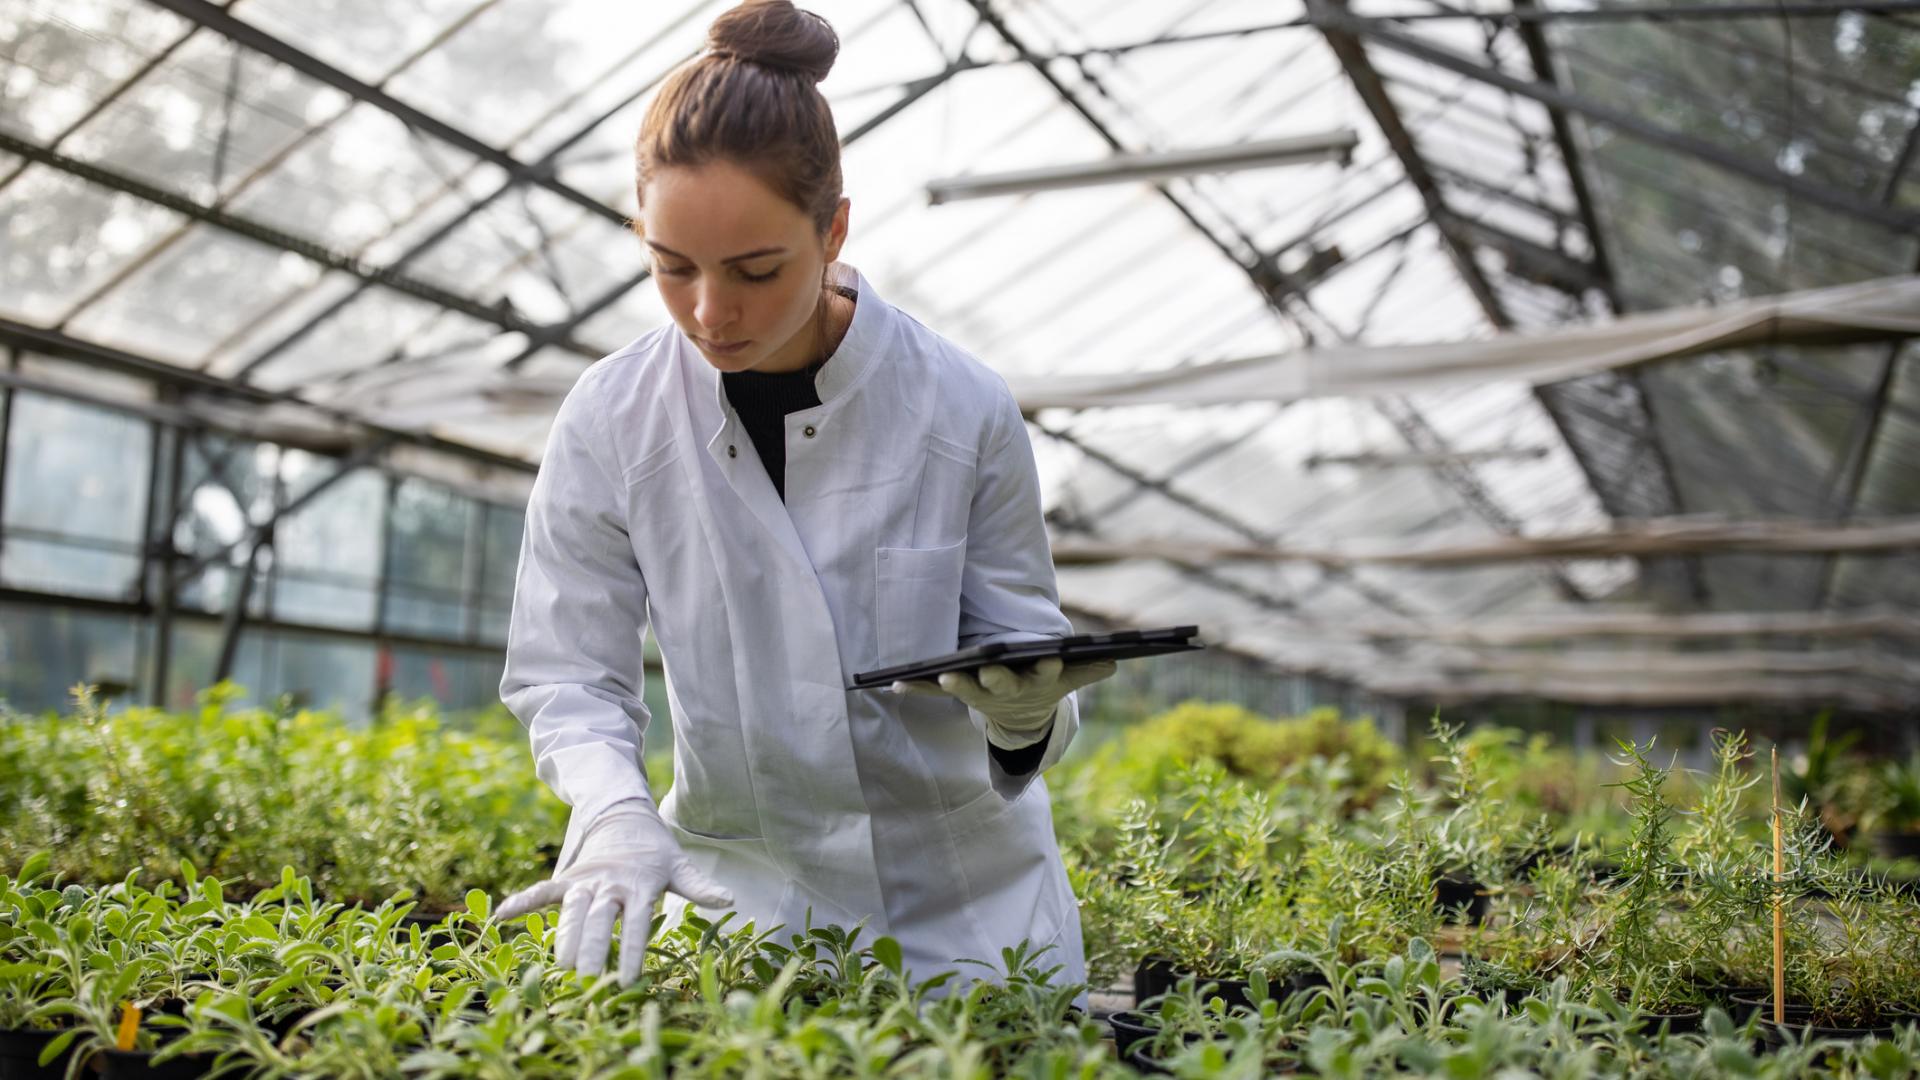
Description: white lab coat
501,264,1085,989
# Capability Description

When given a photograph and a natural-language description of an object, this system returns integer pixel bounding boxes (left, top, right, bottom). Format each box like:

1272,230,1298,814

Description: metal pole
149,419,186,708
212,532,269,683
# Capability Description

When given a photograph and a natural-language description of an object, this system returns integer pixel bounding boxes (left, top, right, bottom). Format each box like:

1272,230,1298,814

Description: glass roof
4,0,1918,707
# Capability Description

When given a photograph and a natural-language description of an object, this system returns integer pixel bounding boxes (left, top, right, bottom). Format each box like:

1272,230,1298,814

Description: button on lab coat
501,265,1085,987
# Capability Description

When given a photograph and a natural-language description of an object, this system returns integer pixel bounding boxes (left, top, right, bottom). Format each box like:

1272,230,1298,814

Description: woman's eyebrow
645,241,788,264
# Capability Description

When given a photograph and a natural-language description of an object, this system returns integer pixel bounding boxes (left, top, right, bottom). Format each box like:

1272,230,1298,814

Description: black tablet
848,626,1202,690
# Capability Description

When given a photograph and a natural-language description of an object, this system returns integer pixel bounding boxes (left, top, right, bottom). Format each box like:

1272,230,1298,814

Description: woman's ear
823,197,851,262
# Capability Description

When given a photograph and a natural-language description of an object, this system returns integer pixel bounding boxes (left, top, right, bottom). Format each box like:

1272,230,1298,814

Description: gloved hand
892,656,1116,750
493,796,732,986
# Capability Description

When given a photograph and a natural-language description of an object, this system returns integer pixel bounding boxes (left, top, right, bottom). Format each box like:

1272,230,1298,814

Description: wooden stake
115,1002,141,1051
1771,746,1785,1026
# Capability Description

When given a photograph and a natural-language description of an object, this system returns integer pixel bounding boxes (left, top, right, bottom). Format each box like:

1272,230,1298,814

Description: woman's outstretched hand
494,796,733,986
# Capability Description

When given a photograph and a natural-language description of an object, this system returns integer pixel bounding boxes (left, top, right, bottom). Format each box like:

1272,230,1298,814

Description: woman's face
639,161,849,374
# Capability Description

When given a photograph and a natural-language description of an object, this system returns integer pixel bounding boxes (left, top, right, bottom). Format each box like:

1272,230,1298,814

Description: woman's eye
659,263,695,278
739,266,781,284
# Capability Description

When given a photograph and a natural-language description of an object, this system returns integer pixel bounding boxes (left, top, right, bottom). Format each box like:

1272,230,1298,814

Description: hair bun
707,1,839,84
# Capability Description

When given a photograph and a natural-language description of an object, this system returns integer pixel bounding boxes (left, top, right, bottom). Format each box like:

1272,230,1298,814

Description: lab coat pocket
661,820,798,934
874,540,967,667
946,785,1067,946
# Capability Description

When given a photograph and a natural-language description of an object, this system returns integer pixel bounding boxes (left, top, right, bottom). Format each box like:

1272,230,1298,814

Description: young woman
493,0,1113,990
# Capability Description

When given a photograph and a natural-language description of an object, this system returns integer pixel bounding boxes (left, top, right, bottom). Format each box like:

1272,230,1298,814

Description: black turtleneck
721,360,824,502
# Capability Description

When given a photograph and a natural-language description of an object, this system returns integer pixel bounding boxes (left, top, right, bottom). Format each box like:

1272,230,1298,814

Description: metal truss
143,0,632,229
1313,6,1920,235
0,130,602,362
970,0,1588,611
0,319,536,478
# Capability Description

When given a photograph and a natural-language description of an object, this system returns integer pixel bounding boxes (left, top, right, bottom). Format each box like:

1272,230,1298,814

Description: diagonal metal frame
967,0,1597,616
1314,6,1920,235
1813,114,1920,608
960,0,1336,338
0,318,535,480
1313,0,1595,602
1505,0,1708,604
234,7,712,382
143,0,632,230
1368,3,1920,24
1312,0,1516,331
0,130,602,361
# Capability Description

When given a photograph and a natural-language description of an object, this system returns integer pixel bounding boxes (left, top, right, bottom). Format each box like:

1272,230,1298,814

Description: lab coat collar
701,262,885,417
813,262,883,405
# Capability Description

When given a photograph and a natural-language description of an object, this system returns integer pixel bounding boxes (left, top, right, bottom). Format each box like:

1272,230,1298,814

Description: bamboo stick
1772,747,1785,1026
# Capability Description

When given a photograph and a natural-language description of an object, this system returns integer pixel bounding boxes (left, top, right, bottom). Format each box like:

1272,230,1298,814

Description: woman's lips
700,337,751,356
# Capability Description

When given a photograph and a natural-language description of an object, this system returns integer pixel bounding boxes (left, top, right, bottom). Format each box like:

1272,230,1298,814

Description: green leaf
465,889,490,919
20,852,50,885
870,937,903,977
39,1028,80,1066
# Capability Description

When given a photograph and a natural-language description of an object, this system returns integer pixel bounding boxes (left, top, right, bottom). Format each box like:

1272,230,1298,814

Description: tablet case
848,625,1202,690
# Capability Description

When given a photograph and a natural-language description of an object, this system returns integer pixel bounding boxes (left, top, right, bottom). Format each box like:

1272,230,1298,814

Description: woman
493,0,1113,991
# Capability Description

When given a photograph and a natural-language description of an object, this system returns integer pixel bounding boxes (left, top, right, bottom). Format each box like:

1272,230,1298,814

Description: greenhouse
3,0,1920,1075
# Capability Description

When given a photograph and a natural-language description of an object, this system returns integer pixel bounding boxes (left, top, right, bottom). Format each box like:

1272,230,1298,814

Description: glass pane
245,286,446,390
0,537,141,600
1,0,193,143
65,228,327,366
261,629,376,720
383,478,476,638
383,644,504,712
272,450,383,629
163,618,269,711
0,391,149,599
0,164,185,324
60,32,347,206
222,103,489,254
0,600,141,712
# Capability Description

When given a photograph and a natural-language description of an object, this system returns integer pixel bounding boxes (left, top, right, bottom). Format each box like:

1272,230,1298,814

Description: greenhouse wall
0,374,597,723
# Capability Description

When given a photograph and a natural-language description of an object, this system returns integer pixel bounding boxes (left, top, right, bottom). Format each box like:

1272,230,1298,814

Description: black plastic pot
1130,958,1254,1010
1106,1012,1207,1065
1732,998,1903,1043
1433,874,1490,925
1133,957,1178,1007
1868,831,1920,861
1694,985,1769,1022
261,1007,319,1042
1106,1011,1156,1060
1634,1007,1704,1034
1124,1043,1171,1075
1,1026,76,1080
1285,969,1330,1002
91,1047,222,1080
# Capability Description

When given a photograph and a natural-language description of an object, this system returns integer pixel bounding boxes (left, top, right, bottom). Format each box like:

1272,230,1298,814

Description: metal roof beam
142,0,631,230
0,130,601,361
962,0,1332,328
1370,3,1920,24
1441,209,1604,296
1312,5,1920,235
1310,0,1514,330
0,318,535,476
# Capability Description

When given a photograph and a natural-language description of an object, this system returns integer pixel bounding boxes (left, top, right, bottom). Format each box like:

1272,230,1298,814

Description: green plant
1588,738,1696,1013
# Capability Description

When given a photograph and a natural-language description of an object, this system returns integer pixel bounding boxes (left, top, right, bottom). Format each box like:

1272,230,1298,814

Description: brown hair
636,1,843,234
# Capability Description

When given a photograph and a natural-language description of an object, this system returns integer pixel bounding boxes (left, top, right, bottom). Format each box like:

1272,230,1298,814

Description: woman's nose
694,281,733,332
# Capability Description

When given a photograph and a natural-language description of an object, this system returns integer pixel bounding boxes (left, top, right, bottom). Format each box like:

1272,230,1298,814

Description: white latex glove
494,796,732,986
892,656,1116,750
